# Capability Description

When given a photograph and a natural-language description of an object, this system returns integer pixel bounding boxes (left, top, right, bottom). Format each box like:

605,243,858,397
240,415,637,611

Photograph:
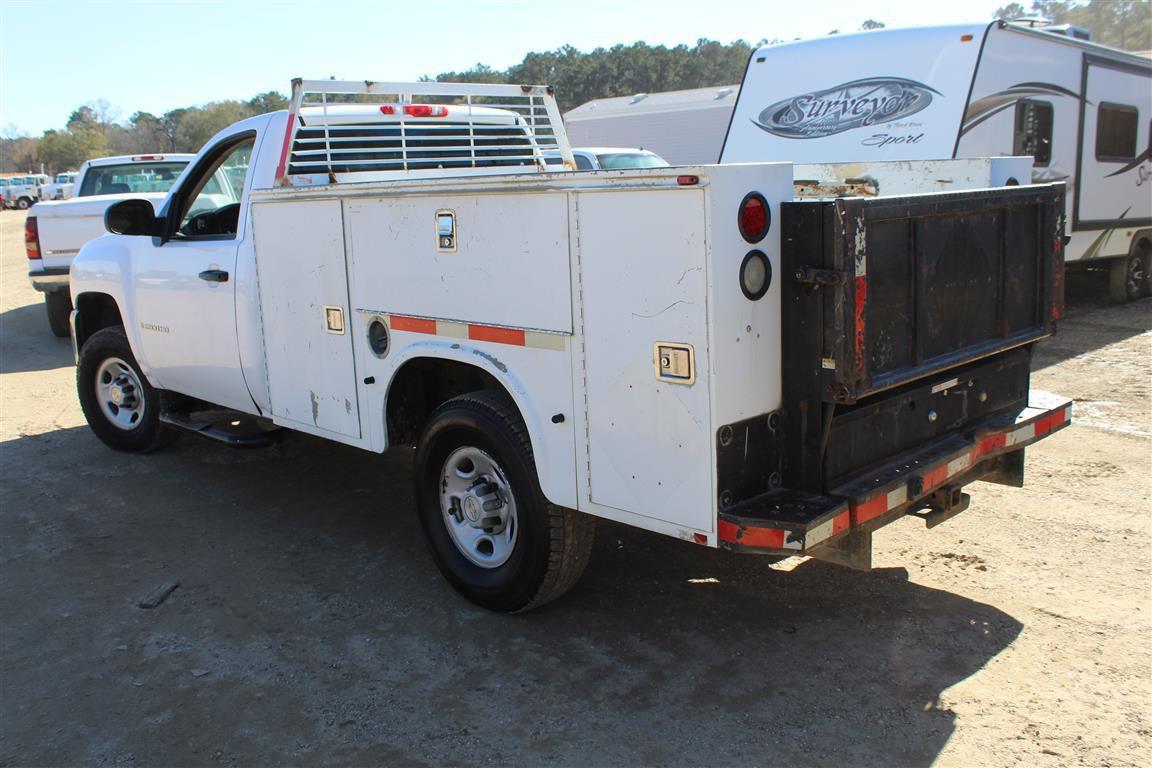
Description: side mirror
105,199,162,236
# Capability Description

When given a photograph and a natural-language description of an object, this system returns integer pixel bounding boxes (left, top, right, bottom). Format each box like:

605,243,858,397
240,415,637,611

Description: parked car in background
26,154,194,336
1,174,50,209
40,171,79,201
545,146,669,170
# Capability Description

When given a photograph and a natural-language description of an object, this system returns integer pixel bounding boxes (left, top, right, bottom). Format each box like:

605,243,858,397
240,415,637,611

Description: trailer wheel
413,391,594,612
45,292,72,338
1109,247,1151,303
77,326,176,453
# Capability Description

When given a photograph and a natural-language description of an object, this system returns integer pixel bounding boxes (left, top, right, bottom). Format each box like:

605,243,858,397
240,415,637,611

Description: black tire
413,390,594,612
16,197,31,210
1109,248,1150,303
45,292,72,338
77,326,176,452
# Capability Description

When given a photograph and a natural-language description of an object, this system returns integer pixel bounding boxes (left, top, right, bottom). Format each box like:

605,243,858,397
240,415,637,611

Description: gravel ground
1,207,1149,767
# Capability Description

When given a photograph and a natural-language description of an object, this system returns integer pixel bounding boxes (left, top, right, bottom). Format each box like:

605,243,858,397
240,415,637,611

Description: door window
175,136,254,238
1013,100,1053,167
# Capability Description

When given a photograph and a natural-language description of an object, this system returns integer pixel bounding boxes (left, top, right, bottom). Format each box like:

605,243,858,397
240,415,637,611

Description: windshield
595,152,669,170
78,161,189,197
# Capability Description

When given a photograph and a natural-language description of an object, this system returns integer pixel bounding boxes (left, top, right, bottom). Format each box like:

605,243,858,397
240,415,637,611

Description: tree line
1,92,287,175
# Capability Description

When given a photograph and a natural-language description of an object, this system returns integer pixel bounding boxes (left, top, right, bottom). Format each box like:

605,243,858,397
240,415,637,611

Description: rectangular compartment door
252,199,362,442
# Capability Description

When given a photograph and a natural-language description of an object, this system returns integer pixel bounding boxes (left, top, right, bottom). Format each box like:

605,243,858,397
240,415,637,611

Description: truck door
130,133,255,413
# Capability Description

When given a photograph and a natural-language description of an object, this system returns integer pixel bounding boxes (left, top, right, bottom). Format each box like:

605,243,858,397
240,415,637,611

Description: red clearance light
961,34,974,42
379,105,396,114
25,216,40,260
403,104,448,117
738,192,770,243
677,175,700,186
1005,177,1020,186
131,155,163,161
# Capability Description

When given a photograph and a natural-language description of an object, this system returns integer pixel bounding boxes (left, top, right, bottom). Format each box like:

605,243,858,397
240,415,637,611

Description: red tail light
738,192,770,243
380,104,449,117
404,104,448,117
25,216,40,261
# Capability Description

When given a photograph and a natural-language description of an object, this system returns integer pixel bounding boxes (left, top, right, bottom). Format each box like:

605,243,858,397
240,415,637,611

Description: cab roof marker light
131,155,163,161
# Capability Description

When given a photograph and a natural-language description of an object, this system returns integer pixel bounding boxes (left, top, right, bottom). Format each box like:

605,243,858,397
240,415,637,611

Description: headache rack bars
275,79,576,186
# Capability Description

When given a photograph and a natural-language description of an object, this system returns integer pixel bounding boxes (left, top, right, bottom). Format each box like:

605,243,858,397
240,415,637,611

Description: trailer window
1096,103,1138,162
1014,101,1053,167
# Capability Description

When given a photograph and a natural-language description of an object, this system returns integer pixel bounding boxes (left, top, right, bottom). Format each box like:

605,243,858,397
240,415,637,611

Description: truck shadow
0,301,73,375
1,426,1022,767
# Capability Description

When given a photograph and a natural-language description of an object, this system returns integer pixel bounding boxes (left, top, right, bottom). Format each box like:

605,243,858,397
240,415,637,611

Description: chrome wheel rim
1128,255,1146,298
95,357,145,431
440,446,518,569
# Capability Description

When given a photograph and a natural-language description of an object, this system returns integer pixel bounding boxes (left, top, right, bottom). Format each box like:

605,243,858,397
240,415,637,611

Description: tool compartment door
578,188,712,530
251,198,362,442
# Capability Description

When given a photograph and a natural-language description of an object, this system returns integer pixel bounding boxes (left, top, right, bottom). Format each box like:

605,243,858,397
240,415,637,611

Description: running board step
160,409,281,448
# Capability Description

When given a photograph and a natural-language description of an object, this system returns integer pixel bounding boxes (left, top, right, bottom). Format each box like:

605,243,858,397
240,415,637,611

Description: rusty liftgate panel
782,183,1065,405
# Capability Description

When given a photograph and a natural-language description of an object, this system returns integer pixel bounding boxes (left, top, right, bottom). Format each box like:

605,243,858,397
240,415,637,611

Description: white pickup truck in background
25,154,193,336
67,79,1070,612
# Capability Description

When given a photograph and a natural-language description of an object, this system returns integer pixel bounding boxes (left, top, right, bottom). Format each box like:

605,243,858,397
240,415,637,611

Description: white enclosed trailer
69,79,1070,612
565,85,741,165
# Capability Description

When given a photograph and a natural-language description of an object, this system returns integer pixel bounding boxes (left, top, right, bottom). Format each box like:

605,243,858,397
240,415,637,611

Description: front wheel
15,197,31,210
413,391,594,612
77,326,176,452
44,291,72,338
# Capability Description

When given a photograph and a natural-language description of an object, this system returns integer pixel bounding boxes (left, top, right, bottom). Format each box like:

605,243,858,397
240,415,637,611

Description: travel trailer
571,22,1152,301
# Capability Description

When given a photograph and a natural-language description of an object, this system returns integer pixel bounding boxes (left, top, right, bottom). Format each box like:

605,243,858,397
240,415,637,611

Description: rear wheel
1109,247,1151,303
44,291,72,338
413,391,594,612
77,326,175,452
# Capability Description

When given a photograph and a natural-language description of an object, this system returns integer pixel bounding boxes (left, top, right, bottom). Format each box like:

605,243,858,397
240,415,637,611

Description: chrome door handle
198,269,229,282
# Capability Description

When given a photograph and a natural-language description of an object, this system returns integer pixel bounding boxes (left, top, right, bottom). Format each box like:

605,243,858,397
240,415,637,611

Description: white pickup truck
26,154,193,336
68,79,1071,612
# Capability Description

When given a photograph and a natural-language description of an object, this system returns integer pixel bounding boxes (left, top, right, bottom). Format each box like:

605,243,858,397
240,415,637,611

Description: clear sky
0,0,1004,136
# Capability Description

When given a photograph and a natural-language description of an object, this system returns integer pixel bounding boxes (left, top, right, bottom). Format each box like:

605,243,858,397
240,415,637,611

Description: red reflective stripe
469,325,525,346
1051,407,1068,428
717,520,786,549
922,464,950,493
853,495,888,525
693,532,707,545
831,511,850,536
973,433,1007,459
390,315,436,334
854,275,867,369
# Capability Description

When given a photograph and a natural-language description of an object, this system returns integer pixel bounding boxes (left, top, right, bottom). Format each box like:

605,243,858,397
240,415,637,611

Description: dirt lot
0,207,1149,767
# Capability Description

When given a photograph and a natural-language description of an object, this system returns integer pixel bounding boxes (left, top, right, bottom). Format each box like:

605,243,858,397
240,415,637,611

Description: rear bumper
28,266,69,293
718,390,1072,555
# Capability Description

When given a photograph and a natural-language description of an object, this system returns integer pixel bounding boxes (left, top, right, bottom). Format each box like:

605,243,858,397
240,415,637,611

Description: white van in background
722,21,1152,301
